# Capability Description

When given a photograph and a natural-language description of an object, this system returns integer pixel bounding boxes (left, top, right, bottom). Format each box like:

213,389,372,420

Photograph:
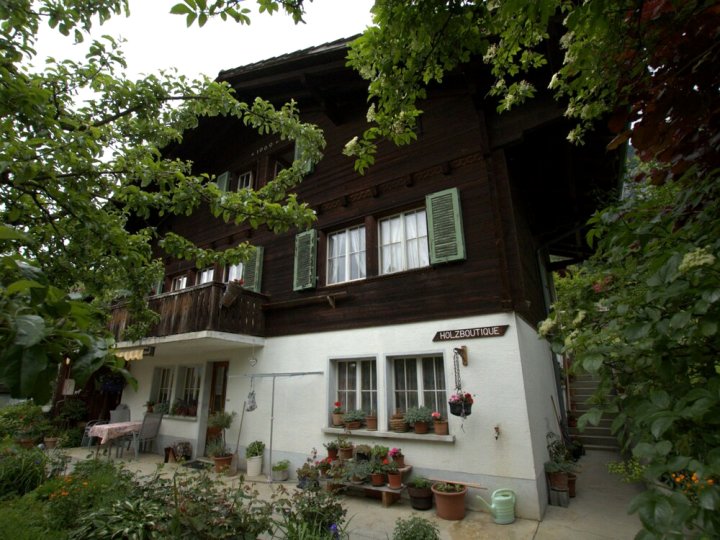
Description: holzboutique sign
433,325,509,342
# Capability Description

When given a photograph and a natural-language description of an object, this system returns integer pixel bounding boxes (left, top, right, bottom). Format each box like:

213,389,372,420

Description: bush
246,440,265,458
275,487,347,539
393,515,439,540
0,442,48,497
0,495,65,540
34,458,135,529
0,401,46,439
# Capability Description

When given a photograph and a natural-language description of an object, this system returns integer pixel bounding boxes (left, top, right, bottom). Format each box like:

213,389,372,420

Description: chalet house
110,37,619,520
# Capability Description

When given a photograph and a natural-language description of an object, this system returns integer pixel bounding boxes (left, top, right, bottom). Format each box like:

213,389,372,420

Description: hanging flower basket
449,392,473,417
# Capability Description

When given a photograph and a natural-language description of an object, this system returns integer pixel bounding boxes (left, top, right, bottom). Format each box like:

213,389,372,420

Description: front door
206,361,229,445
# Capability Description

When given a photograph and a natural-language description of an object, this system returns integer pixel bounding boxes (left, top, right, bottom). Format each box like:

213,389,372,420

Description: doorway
206,361,229,446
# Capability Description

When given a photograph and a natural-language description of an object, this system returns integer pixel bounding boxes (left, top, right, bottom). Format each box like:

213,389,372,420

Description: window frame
149,364,202,418
197,267,214,284
326,224,367,285
171,275,188,291
378,208,430,275
390,354,447,415
332,357,378,416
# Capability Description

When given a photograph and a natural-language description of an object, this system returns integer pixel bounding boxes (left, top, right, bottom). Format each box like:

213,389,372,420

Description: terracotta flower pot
327,448,339,460
213,455,232,473
365,415,378,430
43,437,60,449
387,472,402,489
432,484,467,520
547,471,569,491
434,420,449,435
392,455,405,468
345,420,362,430
332,413,344,427
370,472,386,486
414,421,429,434
339,446,354,460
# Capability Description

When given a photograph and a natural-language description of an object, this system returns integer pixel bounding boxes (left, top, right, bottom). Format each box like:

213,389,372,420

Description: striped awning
113,348,145,361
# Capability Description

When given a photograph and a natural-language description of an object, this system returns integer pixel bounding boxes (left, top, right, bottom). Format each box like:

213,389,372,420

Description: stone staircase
568,373,620,451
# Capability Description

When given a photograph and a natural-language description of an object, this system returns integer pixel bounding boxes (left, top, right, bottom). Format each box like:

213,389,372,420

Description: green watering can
477,489,516,525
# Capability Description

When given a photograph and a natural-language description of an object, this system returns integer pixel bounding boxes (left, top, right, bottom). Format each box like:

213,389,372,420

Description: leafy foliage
1,1,324,399
345,1,719,177
541,172,720,537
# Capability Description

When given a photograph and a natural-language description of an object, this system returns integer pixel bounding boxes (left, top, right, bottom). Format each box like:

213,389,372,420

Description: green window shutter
293,141,314,174
243,246,264,293
216,171,230,192
426,187,466,264
293,229,317,291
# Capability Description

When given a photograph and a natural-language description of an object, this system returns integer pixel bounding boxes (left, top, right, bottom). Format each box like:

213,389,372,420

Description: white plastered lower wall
122,312,557,520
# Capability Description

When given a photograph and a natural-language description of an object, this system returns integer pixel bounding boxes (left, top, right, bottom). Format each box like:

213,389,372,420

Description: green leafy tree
1,0,323,400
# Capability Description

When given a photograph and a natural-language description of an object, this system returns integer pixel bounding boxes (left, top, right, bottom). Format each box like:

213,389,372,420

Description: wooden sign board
433,325,509,342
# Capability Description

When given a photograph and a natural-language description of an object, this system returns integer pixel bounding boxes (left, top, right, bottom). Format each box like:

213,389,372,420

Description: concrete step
570,426,614,437
574,433,620,448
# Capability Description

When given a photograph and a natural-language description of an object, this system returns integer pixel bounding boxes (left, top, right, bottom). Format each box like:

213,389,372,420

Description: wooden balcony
109,282,267,342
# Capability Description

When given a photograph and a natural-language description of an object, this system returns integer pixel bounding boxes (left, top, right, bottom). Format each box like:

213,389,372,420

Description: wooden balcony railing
109,282,266,342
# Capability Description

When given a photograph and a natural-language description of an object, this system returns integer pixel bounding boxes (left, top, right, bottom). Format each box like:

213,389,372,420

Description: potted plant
449,392,473,417
342,409,365,429
392,515,439,540
365,409,378,430
337,436,354,460
271,459,291,481
432,411,449,435
386,460,402,489
354,443,372,461
331,401,344,427
371,444,389,460
390,410,409,432
246,440,265,477
404,406,433,434
323,440,339,460
206,410,235,473
145,400,155,413
296,448,320,490
369,458,388,486
545,432,577,491
407,476,434,510
432,481,467,520
389,447,405,468
43,424,63,449
347,460,371,484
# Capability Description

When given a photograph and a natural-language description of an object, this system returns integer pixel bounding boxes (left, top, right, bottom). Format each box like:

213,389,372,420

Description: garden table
88,420,142,458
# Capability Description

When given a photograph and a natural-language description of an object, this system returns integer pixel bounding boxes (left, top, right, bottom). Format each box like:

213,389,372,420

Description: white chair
118,412,163,459
81,419,108,447
109,405,130,423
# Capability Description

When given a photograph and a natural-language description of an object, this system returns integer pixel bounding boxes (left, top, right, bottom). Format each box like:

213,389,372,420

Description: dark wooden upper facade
111,38,620,342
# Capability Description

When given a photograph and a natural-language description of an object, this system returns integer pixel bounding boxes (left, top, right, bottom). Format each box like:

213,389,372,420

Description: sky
34,0,375,80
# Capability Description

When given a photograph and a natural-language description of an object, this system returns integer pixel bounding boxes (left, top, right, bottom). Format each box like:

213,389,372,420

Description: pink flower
431,411,442,420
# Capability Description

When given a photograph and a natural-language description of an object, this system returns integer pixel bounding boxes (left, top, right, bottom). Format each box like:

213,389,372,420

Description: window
197,267,214,284
293,230,317,291
178,366,201,406
149,364,202,417
327,225,366,285
334,358,377,414
150,367,173,407
237,171,253,190
171,275,187,291
379,209,429,274
392,355,446,413
226,263,244,283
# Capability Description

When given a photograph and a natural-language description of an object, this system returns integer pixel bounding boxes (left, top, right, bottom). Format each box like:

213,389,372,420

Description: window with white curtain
237,171,253,190
171,275,187,291
226,263,244,282
327,225,366,285
392,355,446,414
150,367,173,407
379,209,429,275
197,267,214,284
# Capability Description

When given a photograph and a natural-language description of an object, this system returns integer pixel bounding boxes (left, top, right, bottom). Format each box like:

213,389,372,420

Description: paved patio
64,447,643,539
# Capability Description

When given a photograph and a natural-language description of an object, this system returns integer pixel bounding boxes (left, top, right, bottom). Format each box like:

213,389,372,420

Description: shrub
404,406,433,425
246,440,265,458
0,443,48,497
0,401,46,439
342,409,365,423
393,515,439,540
275,487,347,539
34,458,135,529
0,495,65,540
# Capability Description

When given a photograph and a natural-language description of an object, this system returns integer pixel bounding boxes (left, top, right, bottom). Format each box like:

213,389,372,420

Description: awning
113,348,145,361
